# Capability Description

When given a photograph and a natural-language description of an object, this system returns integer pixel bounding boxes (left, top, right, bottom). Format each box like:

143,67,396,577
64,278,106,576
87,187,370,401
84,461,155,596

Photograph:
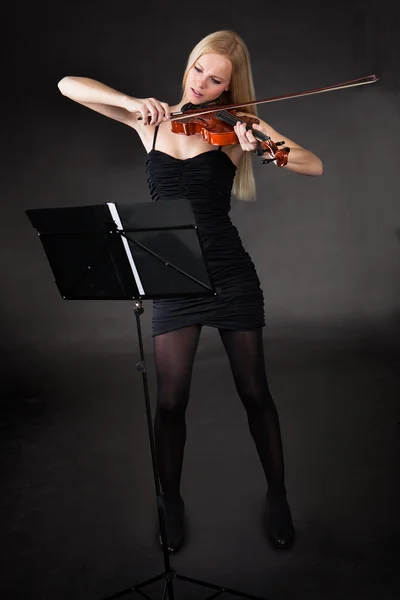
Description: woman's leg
218,328,294,547
153,324,201,553
154,324,202,498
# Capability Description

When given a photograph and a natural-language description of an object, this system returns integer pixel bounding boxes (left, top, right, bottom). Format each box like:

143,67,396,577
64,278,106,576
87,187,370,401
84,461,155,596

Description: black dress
146,125,265,337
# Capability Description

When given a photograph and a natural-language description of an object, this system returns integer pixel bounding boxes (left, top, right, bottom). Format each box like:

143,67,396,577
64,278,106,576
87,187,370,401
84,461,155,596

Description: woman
58,30,323,555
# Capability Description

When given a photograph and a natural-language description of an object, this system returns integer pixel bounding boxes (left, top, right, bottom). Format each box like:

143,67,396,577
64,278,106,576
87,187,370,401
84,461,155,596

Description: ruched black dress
146,125,265,336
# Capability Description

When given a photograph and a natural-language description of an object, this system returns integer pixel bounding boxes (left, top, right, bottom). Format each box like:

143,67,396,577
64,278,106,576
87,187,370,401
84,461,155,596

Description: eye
194,66,201,72
212,78,222,85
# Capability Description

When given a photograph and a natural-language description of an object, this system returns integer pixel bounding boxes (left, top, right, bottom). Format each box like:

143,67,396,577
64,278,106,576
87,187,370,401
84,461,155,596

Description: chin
186,87,207,104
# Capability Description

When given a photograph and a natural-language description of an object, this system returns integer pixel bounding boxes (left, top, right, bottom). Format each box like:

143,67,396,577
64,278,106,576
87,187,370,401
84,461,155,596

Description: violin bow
168,74,379,120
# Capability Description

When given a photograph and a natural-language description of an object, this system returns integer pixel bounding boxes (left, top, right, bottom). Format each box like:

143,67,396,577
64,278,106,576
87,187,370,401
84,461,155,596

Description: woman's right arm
57,76,170,128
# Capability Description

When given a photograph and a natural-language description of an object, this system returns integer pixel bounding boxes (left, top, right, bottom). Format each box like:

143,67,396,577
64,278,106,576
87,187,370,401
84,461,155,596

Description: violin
139,74,379,167
171,105,291,166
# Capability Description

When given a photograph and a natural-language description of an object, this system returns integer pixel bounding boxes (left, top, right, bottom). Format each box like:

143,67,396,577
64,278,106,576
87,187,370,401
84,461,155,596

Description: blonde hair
181,30,257,201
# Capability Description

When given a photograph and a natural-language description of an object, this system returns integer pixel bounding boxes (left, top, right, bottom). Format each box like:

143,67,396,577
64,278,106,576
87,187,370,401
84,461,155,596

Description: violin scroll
256,139,290,167
237,113,290,166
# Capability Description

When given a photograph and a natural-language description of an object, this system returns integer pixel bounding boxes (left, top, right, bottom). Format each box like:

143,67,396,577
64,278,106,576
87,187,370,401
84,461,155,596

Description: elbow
312,157,323,176
57,77,67,95
57,76,72,96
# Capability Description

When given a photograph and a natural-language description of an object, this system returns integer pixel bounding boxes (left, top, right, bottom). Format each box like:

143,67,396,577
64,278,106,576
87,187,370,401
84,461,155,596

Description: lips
191,88,203,98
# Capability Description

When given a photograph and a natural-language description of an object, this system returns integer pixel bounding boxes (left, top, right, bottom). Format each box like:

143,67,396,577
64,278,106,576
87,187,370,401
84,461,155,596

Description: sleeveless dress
146,125,265,337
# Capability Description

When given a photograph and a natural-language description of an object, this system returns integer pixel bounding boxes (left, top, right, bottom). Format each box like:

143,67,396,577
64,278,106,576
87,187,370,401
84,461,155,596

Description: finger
151,99,167,125
141,107,148,125
156,100,167,125
239,124,255,151
146,99,159,125
240,124,258,150
151,99,169,125
236,121,249,140
245,128,257,143
235,126,255,151
240,122,256,142
160,102,171,121
234,122,247,148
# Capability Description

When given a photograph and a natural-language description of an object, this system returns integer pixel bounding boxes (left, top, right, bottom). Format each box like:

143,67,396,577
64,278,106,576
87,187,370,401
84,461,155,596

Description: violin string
216,109,270,143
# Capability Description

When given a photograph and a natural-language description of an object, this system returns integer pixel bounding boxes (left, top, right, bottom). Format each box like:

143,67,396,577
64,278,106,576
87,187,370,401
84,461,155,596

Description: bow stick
166,74,379,120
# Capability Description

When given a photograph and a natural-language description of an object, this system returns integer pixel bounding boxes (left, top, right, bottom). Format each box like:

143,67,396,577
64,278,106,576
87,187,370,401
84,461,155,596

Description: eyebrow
197,61,224,81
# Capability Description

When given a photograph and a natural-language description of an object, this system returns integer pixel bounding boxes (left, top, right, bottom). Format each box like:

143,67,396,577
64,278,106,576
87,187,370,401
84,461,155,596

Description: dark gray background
2,1,400,599
3,0,400,358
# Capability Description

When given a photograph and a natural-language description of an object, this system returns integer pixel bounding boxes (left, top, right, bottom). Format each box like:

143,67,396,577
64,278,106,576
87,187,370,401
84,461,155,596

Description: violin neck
215,110,271,144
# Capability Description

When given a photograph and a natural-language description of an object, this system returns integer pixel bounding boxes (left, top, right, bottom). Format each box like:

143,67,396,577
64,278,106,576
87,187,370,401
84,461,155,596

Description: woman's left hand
234,121,264,153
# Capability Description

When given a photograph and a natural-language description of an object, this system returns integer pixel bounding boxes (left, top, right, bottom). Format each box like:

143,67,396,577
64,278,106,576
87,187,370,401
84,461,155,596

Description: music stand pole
26,200,270,600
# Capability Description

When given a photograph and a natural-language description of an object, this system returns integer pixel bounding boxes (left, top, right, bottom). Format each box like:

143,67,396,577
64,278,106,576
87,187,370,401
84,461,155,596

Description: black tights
153,325,286,499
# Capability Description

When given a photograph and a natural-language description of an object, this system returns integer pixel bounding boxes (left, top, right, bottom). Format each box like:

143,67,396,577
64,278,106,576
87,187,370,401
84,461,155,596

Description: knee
237,380,273,413
156,388,188,420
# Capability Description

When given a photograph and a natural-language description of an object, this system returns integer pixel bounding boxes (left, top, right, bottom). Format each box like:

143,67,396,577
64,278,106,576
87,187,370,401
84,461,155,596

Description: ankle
163,491,183,503
267,486,288,503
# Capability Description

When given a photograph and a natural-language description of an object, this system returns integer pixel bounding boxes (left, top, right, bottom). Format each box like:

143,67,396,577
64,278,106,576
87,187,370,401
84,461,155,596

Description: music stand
26,199,269,600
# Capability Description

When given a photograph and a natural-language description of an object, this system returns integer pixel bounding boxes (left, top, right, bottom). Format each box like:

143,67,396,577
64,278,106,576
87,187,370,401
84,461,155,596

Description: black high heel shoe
266,491,295,549
159,494,185,554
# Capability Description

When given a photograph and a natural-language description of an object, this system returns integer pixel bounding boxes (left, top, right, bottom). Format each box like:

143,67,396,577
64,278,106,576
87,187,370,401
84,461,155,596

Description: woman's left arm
234,114,323,176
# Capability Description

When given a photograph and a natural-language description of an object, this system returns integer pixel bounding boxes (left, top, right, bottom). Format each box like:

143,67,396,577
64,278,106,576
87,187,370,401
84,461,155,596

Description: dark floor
1,321,399,600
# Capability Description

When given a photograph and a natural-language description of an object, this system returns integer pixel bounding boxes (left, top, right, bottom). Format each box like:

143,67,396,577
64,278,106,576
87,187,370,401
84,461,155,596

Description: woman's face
184,52,232,104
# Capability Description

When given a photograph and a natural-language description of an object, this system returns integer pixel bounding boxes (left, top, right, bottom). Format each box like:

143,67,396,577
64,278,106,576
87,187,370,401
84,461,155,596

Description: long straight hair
181,30,258,201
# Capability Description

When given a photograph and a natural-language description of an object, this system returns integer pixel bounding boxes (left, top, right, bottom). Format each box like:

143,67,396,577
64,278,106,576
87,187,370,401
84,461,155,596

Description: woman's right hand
125,97,171,125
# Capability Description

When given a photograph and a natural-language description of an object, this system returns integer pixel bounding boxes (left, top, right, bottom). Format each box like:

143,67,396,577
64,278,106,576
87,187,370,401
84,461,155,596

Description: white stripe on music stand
106,203,145,296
